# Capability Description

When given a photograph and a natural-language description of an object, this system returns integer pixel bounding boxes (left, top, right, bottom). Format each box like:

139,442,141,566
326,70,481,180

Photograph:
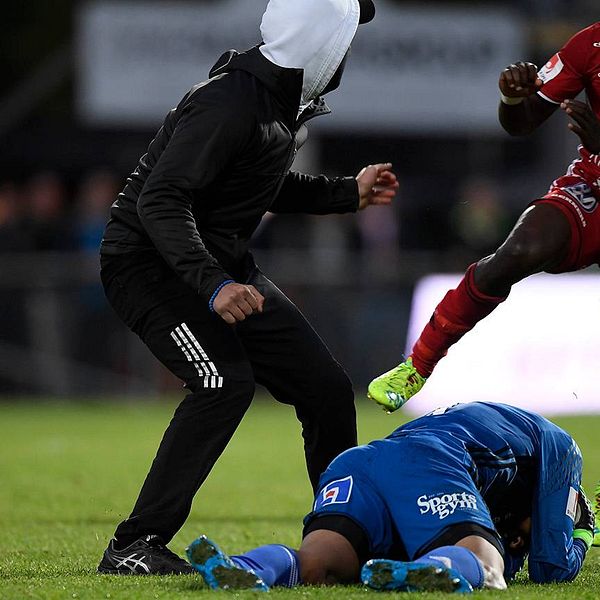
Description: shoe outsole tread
362,559,472,594
186,536,268,591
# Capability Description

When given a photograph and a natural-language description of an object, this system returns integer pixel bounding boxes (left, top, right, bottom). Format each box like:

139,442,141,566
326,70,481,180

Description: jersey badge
539,53,564,83
314,476,354,509
566,486,578,521
564,182,598,212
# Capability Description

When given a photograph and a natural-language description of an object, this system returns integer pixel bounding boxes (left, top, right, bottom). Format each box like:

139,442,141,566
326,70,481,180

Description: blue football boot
186,535,269,591
362,558,473,594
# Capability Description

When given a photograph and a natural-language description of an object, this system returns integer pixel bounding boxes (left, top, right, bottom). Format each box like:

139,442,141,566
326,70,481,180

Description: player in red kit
368,23,600,413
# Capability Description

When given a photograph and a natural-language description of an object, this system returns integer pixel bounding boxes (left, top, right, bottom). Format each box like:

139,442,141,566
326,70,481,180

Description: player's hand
499,62,542,98
213,283,264,324
561,99,600,154
356,163,399,210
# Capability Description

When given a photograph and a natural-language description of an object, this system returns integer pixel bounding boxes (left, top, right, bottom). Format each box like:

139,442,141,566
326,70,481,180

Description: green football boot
593,482,600,547
367,357,427,413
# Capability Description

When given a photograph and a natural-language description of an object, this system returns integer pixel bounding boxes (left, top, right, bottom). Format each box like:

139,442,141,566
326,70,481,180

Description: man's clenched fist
213,283,265,324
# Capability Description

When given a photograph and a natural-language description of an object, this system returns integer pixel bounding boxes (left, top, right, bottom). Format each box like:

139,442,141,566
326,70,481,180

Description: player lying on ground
186,402,594,592
368,21,600,413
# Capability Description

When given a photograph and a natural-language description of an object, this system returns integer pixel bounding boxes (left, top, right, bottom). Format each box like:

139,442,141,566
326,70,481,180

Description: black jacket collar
210,46,330,128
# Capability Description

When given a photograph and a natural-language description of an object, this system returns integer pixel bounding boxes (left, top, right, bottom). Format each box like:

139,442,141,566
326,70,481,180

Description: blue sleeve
528,431,586,583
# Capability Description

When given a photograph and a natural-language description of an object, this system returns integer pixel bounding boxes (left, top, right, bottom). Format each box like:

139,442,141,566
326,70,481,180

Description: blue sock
415,545,484,589
231,545,300,588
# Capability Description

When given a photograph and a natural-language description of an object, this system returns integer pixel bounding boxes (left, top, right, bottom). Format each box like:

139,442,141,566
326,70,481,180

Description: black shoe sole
97,566,144,575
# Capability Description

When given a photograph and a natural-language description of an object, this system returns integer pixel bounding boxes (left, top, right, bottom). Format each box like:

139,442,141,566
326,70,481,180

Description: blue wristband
208,280,235,313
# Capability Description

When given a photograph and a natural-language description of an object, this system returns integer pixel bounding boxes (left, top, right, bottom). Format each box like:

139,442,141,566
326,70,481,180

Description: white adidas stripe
175,326,201,362
182,323,210,360
170,331,203,378
171,324,223,389
180,323,223,388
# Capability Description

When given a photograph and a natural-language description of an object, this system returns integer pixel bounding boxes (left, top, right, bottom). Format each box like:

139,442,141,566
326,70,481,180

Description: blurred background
1,0,598,408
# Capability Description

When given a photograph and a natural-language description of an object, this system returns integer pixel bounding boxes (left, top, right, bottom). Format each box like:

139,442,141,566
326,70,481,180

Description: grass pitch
1,397,599,599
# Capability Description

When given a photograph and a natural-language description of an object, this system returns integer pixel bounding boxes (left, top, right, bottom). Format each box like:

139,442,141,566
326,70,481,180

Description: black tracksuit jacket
101,46,359,303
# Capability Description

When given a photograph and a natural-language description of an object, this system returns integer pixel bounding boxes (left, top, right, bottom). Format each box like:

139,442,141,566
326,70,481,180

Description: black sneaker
97,534,194,575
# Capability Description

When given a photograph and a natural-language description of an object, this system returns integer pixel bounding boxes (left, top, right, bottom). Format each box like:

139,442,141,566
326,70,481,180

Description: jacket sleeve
137,99,253,303
269,171,359,215
527,433,587,583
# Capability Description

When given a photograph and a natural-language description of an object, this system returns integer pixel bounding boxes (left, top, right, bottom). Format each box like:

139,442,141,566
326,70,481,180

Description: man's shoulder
181,70,259,116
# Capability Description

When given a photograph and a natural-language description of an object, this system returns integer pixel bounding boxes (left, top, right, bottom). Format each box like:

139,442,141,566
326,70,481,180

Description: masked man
98,0,398,575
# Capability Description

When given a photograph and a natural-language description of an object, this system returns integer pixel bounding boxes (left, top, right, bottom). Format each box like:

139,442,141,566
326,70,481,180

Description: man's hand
561,99,600,154
499,62,542,99
213,283,265,324
356,163,399,211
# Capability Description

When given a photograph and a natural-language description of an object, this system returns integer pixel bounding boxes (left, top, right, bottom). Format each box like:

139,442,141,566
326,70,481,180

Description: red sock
410,264,507,377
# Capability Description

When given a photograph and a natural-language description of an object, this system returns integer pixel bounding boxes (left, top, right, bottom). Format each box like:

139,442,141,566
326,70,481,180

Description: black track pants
100,252,357,544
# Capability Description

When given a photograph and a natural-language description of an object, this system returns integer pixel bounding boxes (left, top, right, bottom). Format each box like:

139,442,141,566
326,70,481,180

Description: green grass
1,397,599,599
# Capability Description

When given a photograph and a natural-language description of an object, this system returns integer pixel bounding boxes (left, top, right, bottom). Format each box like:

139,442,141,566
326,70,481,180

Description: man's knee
187,363,255,405
315,362,354,407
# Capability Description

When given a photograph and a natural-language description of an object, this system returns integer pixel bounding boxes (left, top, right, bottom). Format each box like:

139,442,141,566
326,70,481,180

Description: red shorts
532,174,600,273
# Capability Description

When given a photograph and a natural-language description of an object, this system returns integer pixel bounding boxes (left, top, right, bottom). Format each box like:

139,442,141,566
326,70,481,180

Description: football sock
231,545,300,588
411,263,507,377
415,545,484,589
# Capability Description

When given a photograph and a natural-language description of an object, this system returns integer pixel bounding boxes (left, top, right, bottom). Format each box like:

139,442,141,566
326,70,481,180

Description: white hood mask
259,0,361,105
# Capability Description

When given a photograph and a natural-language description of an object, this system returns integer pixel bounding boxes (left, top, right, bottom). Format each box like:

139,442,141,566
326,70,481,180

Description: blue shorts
304,432,496,560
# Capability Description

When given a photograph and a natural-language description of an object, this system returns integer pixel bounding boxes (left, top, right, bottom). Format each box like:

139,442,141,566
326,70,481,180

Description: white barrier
405,272,600,415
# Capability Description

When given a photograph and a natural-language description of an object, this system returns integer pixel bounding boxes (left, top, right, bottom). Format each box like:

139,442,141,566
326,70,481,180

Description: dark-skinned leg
474,203,572,296
410,203,571,377
187,529,359,589
298,529,361,585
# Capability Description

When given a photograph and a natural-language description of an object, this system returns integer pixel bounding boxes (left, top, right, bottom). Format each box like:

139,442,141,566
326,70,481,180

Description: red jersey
537,22,600,188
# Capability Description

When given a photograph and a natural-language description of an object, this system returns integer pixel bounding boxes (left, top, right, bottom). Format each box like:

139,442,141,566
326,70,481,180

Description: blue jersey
391,402,584,582
307,402,585,583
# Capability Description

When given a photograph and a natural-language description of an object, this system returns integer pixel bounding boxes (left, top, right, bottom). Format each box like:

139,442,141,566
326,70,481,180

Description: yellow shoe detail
367,357,427,413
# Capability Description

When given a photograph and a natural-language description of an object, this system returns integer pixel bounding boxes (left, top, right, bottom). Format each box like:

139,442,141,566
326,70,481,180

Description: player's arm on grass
528,435,593,583
269,164,398,214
